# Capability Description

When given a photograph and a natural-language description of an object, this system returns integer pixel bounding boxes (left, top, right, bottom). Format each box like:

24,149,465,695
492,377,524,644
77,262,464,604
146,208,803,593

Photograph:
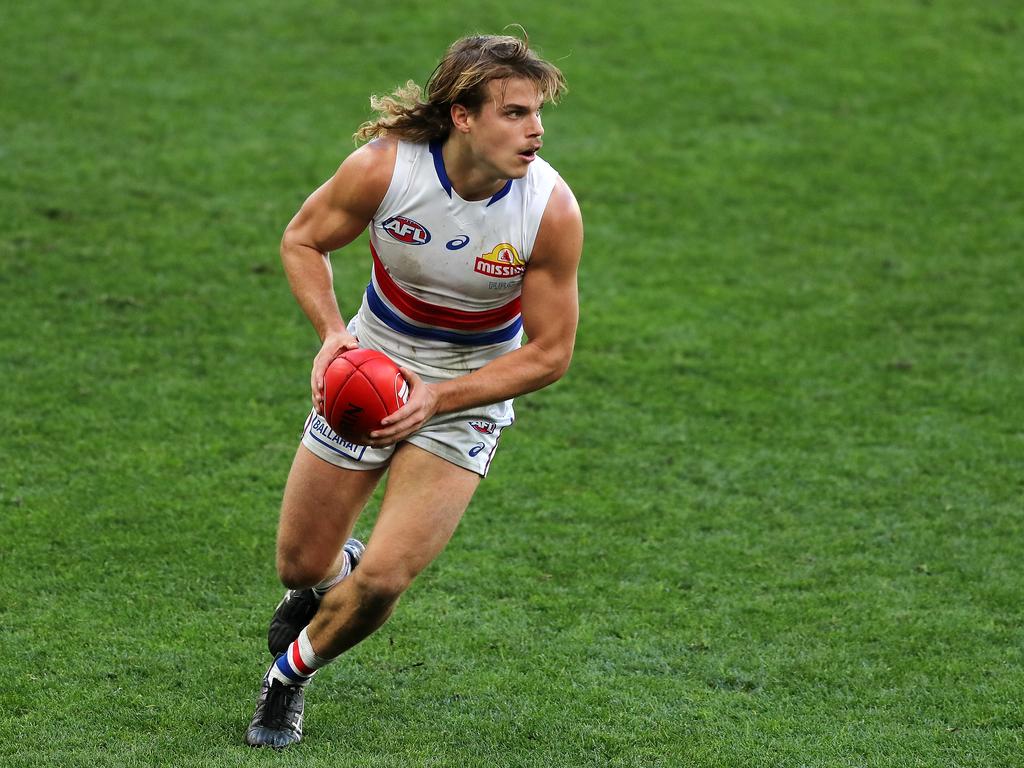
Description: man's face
463,77,545,180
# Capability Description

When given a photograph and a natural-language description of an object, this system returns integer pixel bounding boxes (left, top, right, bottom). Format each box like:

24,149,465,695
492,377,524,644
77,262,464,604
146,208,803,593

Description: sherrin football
323,349,410,443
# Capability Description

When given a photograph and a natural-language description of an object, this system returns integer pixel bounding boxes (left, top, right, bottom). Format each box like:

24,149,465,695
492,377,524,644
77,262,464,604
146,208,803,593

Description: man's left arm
369,177,584,446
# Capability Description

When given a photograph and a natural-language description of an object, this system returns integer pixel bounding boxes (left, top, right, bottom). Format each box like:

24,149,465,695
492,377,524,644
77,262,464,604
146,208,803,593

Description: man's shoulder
331,138,400,206
532,174,582,254
341,137,438,187
344,137,399,173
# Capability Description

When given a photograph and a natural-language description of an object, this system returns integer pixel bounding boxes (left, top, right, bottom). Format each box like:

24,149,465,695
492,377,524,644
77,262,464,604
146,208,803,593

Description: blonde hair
354,33,567,144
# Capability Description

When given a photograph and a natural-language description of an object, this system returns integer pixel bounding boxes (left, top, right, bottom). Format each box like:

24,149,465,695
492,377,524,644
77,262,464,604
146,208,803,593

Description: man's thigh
360,442,481,583
276,444,386,583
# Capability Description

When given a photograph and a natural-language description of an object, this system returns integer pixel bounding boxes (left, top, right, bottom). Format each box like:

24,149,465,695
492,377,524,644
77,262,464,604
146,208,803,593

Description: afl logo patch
383,216,431,245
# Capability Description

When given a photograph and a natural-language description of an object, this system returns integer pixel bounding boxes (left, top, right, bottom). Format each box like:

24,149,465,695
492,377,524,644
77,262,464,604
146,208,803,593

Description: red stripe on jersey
370,244,521,331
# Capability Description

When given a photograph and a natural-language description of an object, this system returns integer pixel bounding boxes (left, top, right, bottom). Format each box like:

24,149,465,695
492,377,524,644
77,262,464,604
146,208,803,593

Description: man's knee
276,544,331,589
348,561,415,613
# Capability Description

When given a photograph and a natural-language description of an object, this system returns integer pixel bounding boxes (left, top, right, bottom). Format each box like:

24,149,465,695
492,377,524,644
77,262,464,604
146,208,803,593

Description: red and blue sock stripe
267,628,327,686
273,642,314,683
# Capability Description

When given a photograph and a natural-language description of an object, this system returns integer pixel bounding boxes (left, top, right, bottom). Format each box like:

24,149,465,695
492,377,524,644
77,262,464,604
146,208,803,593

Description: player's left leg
306,442,481,658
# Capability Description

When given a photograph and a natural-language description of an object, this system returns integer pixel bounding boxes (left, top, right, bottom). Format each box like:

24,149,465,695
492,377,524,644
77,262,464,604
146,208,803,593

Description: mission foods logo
382,216,431,245
474,243,525,277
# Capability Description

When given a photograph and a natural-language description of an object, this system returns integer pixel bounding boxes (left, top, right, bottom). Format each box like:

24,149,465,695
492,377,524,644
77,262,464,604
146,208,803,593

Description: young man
245,33,583,748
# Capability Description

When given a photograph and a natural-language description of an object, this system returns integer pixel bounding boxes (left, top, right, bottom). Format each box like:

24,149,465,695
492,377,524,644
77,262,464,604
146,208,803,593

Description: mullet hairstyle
354,33,567,144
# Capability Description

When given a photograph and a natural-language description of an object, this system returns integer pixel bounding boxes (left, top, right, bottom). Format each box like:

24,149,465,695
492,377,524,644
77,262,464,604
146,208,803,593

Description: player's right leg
267,444,385,655
246,445,384,749
267,537,365,656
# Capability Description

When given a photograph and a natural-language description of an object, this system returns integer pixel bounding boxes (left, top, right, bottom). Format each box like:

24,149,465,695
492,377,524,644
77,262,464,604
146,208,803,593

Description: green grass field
2,1,1023,765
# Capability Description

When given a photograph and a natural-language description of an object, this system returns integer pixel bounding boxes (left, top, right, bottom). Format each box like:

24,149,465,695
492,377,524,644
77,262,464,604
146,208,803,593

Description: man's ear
451,103,472,134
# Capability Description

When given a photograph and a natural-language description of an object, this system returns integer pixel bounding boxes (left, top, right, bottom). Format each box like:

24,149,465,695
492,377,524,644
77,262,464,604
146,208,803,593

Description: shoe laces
261,681,302,730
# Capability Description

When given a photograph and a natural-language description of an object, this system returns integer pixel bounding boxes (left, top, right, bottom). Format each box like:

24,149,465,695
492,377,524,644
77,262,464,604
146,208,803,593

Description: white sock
311,551,352,599
267,627,330,686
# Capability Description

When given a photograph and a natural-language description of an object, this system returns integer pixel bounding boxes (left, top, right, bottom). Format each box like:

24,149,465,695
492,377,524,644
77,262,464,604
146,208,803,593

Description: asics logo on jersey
383,216,431,245
446,235,470,250
475,243,525,277
468,442,486,457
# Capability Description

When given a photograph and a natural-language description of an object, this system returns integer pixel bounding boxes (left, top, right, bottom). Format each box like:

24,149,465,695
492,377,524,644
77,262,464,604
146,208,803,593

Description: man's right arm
280,138,396,414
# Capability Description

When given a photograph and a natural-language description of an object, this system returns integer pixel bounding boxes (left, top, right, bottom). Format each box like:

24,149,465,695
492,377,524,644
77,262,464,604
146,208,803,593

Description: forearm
281,239,348,342
432,339,572,414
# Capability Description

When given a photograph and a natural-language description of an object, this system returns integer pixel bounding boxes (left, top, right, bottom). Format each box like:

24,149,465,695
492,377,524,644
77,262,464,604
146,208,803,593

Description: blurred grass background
2,1,1022,765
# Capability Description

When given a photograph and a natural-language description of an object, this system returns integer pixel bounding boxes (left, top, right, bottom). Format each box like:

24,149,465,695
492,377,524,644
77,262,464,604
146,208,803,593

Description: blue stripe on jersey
429,141,453,198
366,284,523,346
486,179,513,207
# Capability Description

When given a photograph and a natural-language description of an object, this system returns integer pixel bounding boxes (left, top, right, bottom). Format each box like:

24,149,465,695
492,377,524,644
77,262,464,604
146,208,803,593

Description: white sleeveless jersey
351,139,560,378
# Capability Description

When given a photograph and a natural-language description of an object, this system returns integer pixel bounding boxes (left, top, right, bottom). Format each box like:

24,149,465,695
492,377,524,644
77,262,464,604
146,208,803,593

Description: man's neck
440,138,508,201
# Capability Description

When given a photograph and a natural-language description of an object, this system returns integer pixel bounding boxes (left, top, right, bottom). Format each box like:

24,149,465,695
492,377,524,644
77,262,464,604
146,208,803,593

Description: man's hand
311,331,360,414
367,368,440,447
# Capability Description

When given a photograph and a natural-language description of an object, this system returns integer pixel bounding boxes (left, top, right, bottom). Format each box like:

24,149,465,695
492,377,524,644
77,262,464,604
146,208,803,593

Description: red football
323,349,409,443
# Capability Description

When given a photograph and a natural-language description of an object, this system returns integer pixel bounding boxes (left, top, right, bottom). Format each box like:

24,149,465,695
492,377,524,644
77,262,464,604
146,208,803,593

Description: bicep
520,179,584,351
283,140,395,254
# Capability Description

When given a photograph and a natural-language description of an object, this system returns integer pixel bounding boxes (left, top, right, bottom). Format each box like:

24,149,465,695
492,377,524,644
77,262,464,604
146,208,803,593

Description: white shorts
300,399,514,477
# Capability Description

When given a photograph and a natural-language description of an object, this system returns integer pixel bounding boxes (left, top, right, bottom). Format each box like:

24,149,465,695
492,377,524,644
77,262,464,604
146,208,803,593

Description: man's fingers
379,400,415,427
370,414,415,442
311,358,330,415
